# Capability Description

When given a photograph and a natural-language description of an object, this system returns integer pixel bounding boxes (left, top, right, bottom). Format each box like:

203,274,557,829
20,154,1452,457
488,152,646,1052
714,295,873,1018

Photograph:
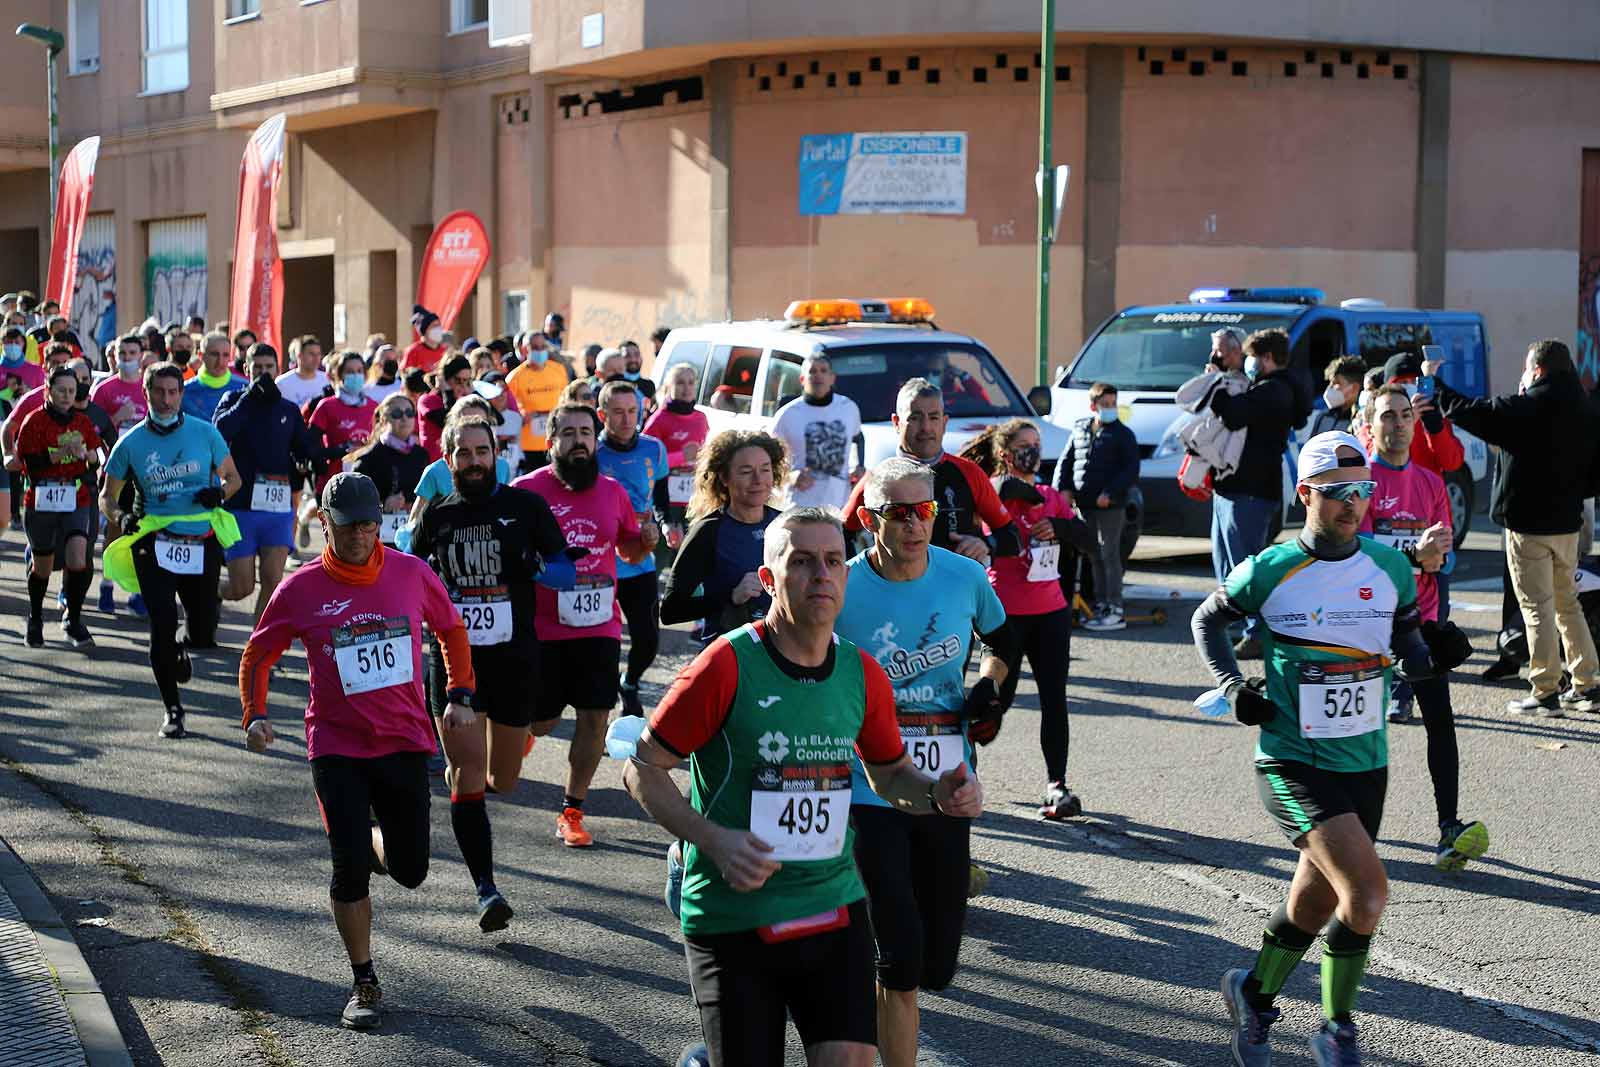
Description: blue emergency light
1187,287,1325,306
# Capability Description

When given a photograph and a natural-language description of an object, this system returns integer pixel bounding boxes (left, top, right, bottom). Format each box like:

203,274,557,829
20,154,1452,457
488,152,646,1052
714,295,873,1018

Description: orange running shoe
556,806,594,847
523,732,536,758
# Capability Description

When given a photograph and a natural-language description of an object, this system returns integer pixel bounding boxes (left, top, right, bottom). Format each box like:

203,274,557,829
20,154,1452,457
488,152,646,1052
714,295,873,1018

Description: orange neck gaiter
321,541,385,586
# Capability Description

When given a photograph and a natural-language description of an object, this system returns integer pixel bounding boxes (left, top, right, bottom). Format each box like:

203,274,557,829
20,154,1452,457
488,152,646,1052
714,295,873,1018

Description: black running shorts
534,636,621,720
850,805,970,992
1256,759,1388,845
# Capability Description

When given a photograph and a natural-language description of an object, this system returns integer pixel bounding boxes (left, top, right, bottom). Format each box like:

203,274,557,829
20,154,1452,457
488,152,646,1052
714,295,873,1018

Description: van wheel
1119,491,1143,564
1445,471,1474,551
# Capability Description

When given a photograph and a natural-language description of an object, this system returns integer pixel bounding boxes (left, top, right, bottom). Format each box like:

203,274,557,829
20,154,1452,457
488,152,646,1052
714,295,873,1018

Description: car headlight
1153,419,1185,460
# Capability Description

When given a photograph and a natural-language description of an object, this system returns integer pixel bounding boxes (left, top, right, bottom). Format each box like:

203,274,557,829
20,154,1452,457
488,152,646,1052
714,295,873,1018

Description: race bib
153,537,204,575
1297,658,1385,740
747,763,850,861
35,480,77,513
458,597,513,646
250,475,292,513
1027,541,1061,582
1371,518,1424,570
897,709,967,776
332,618,415,696
528,411,548,439
667,469,694,505
557,575,615,628
379,512,407,544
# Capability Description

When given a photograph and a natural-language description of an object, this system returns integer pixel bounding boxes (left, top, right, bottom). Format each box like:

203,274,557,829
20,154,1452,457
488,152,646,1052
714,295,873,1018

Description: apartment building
1,1,1599,388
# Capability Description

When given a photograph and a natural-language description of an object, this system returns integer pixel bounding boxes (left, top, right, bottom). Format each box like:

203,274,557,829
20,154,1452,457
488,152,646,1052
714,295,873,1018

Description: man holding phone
1355,348,1464,482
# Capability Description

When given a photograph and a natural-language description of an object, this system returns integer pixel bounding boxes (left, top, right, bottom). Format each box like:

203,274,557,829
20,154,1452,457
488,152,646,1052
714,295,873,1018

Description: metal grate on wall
737,47,1081,100
146,216,207,327
556,75,705,122
1132,45,1415,83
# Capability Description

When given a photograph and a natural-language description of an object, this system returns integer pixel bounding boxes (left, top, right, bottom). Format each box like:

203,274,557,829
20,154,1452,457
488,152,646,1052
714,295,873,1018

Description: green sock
1321,918,1373,1022
1244,904,1316,1008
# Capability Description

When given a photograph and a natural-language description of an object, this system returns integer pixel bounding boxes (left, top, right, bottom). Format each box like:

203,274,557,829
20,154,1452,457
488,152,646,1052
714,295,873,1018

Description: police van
1043,287,1492,549
651,297,1069,486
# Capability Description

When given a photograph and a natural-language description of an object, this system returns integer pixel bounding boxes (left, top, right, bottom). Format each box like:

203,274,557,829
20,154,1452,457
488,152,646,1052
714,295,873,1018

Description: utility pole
15,23,65,225
1034,0,1056,388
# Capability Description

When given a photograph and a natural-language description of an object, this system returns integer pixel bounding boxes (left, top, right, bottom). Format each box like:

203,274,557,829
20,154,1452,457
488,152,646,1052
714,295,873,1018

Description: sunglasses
388,408,416,419
868,500,938,523
1305,480,1376,502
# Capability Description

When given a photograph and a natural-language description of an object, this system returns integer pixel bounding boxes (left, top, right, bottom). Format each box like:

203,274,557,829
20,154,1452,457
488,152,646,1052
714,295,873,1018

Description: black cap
411,304,439,332
321,472,382,525
1384,351,1423,383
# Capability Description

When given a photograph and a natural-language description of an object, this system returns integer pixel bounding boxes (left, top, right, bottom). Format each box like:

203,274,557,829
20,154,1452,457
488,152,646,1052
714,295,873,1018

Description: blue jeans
1212,493,1277,639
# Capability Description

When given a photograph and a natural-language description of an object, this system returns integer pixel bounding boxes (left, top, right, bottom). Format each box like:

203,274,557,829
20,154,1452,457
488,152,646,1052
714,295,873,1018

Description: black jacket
1208,370,1310,501
1053,415,1139,506
1434,369,1597,535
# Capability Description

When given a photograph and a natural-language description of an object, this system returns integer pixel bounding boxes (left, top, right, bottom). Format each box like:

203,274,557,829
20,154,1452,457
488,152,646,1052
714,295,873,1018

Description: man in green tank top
625,507,983,1067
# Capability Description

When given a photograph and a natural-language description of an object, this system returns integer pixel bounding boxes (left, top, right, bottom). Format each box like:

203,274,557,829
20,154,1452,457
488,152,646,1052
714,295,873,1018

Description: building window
143,0,188,94
487,0,531,45
69,0,100,74
503,291,529,337
452,0,489,32
226,0,260,18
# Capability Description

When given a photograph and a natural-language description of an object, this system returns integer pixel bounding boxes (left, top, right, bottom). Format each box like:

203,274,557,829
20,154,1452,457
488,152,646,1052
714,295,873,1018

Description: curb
0,839,135,1067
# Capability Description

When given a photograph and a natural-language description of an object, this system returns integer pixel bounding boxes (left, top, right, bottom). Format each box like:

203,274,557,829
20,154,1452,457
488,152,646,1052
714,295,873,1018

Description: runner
624,507,984,1067
215,343,321,618
1360,386,1489,870
771,353,864,512
364,343,404,405
505,329,569,473
14,367,103,648
510,402,654,846
1192,431,1468,1067
841,378,1019,562
595,380,670,716
659,430,784,640
642,362,709,548
958,419,1089,818
833,457,1015,1067
100,362,242,738
407,396,512,532
238,472,478,1028
306,350,379,497
418,353,474,460
275,334,329,409
400,305,447,374
180,331,247,421
348,392,429,548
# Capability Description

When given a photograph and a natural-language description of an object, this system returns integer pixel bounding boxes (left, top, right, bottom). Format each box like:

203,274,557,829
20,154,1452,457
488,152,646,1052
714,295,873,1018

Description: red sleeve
963,458,1013,532
648,638,741,758
1423,421,1464,474
841,475,868,532
855,652,906,764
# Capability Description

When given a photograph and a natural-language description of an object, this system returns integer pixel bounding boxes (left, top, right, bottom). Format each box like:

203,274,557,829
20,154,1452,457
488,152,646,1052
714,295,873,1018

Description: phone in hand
1418,344,1443,396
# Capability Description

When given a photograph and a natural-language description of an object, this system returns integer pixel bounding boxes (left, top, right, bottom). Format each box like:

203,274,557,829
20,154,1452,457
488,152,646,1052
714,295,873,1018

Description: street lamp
15,23,65,225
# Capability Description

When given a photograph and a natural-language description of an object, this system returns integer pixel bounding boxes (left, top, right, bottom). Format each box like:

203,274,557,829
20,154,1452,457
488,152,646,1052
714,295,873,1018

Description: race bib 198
35,481,77,513
457,595,513,646
250,475,292,513
557,575,615,628
747,762,850,861
153,536,204,575
1027,541,1061,582
332,618,415,696
897,709,967,776
1297,657,1385,740
667,469,694,505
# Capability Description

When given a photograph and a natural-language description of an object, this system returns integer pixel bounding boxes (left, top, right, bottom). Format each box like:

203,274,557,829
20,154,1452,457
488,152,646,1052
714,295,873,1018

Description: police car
650,296,1069,483
1043,287,1492,550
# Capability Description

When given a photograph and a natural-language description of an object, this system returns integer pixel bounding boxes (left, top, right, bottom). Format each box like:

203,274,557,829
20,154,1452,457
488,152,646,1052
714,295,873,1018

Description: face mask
1243,356,1258,380
1519,371,1534,394
342,372,366,395
1011,445,1041,473
1356,389,1371,412
75,380,90,403
528,349,548,367
1322,383,1346,410
170,349,191,366
149,409,180,428
1,343,20,364
120,357,143,375
1097,406,1119,423
381,359,398,377
623,369,640,382
425,327,444,346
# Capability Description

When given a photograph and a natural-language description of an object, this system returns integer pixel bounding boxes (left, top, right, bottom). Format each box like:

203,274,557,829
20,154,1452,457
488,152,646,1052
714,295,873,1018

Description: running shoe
664,841,684,917
340,981,382,1030
967,863,989,898
1435,819,1489,872
1558,686,1600,713
676,1045,711,1067
1220,967,1279,1067
1506,693,1562,717
556,807,594,848
98,582,115,614
619,680,644,718
1481,655,1522,682
476,890,513,933
1233,636,1263,660
1040,781,1083,820
62,618,94,649
159,707,186,740
128,594,147,618
1386,701,1414,724
1084,610,1126,632
24,616,44,648
1309,1020,1362,1066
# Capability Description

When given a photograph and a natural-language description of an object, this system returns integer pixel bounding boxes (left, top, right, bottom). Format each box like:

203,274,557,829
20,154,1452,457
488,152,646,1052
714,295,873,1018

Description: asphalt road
1,523,1597,1067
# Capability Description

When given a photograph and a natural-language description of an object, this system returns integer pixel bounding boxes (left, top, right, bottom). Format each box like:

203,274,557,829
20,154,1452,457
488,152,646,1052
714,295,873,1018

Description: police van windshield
1063,310,1301,391
825,342,1027,423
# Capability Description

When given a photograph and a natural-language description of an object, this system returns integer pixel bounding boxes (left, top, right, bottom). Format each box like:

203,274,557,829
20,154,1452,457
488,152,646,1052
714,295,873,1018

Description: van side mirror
1027,386,1052,416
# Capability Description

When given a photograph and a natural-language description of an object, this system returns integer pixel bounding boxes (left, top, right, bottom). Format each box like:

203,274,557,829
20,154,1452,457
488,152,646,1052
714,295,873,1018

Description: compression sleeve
239,591,296,726
659,516,717,624
437,625,477,694
647,638,740,758
1192,588,1249,690
856,654,906,764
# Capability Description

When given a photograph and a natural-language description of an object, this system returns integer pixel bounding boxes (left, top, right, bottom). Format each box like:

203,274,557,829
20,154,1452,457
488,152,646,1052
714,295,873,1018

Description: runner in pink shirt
960,419,1092,819
509,402,654,847
308,359,380,495
238,472,485,1031
642,362,710,546
90,334,155,434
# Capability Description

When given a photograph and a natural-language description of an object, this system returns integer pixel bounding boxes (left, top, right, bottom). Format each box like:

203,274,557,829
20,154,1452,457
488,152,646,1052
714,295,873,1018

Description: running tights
996,607,1073,784
1409,674,1460,828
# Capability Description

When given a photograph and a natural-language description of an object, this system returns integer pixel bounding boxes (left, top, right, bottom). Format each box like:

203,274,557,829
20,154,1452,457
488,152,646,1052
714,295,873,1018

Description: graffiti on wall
577,290,711,350
69,227,116,367
1578,255,1600,391
147,255,207,329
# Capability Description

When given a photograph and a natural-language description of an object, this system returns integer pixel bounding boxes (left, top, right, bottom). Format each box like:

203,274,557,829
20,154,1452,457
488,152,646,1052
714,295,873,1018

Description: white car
650,297,1069,490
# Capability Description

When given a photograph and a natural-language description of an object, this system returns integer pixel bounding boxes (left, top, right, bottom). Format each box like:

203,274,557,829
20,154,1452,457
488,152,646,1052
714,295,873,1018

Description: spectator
1053,381,1139,630
543,312,567,353
1202,327,1311,657
1350,365,1386,438
1353,352,1465,479
1308,355,1367,436
580,343,603,379
770,353,864,512
649,325,671,357
1430,339,1600,715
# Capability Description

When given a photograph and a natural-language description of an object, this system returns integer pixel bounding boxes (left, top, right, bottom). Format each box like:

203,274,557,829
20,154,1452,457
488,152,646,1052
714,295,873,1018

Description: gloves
564,545,589,561
963,677,1006,746
249,374,280,405
994,476,1044,506
120,513,143,538
1420,619,1473,674
1229,677,1276,726
1052,515,1098,555
193,486,224,510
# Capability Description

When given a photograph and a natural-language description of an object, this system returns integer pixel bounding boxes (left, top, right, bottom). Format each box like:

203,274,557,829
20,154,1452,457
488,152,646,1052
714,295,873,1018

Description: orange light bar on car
784,299,863,325
883,297,936,323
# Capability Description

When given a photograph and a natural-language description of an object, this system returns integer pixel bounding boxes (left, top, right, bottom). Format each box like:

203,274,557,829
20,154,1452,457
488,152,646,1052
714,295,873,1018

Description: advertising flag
416,211,491,332
230,114,288,351
45,137,102,317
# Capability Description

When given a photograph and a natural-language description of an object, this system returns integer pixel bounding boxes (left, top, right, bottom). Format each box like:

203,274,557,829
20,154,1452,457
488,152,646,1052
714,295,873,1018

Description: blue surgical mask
120,357,143,376
1097,406,1119,423
1244,356,1259,379
1,343,20,365
528,349,548,367
623,370,640,382
149,409,180,427
342,372,366,396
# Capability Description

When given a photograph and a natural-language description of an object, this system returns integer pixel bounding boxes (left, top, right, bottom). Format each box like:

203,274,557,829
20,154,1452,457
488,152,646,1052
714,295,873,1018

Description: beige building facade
2,1,1599,389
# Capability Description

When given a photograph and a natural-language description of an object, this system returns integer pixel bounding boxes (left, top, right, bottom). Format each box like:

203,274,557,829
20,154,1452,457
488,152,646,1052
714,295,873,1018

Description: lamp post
15,23,65,226
1034,0,1055,388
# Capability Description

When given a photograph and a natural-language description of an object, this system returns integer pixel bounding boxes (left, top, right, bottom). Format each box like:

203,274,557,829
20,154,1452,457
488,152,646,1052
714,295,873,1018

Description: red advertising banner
45,137,102,318
416,211,491,332
229,114,288,351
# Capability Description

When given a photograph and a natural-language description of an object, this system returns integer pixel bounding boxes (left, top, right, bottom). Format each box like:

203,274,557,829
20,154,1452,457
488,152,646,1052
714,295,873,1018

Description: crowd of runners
0,291,1531,1067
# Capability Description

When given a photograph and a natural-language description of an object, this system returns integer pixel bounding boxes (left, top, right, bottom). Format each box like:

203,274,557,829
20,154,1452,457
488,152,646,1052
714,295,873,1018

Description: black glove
249,374,280,405
193,486,224,509
963,677,1006,746
994,476,1045,506
1230,677,1275,726
564,545,589,561
1421,619,1473,674
1051,515,1098,555
120,513,143,537
1419,403,1445,435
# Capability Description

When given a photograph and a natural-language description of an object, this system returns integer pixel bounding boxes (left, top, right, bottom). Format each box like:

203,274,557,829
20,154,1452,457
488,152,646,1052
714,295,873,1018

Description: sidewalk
0,840,132,1067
